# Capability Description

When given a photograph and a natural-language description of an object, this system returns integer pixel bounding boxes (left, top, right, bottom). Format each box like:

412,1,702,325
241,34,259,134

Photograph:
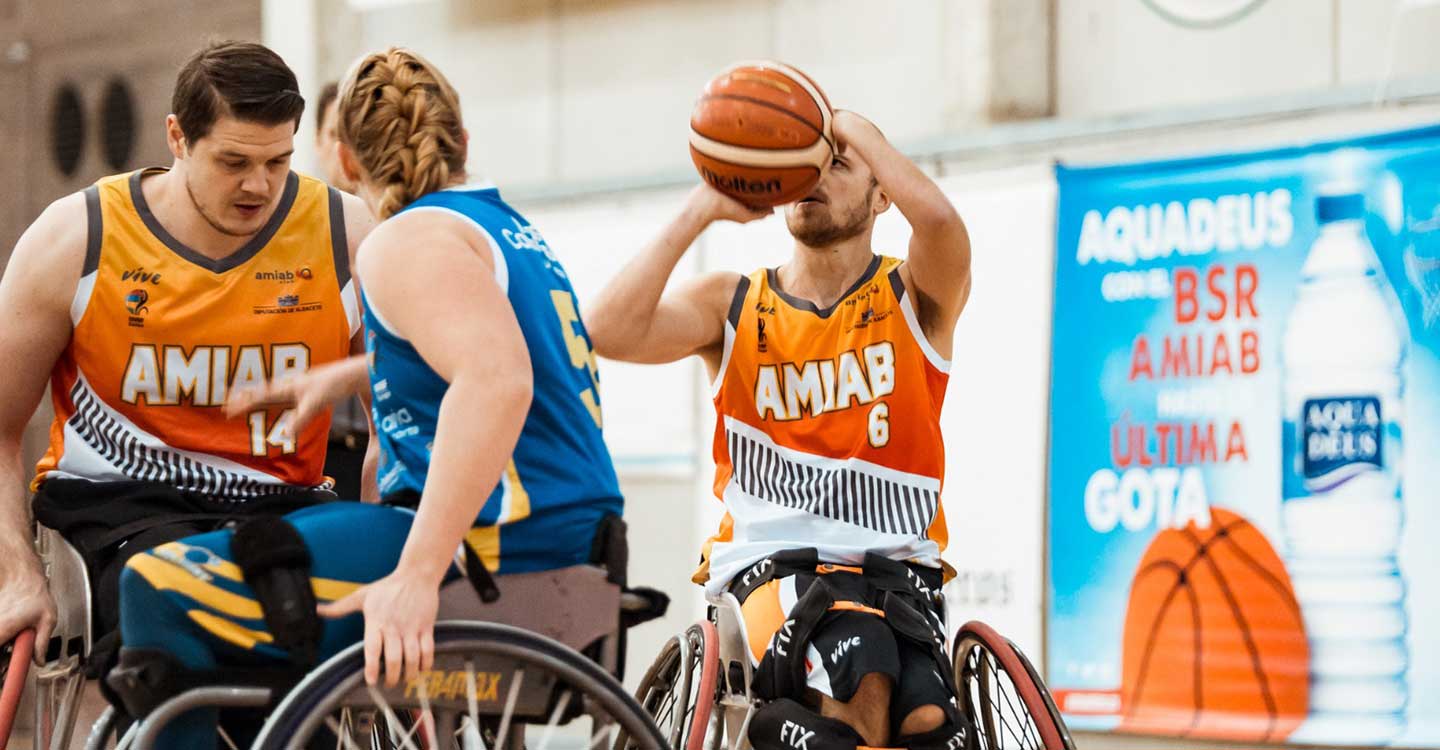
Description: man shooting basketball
585,106,972,750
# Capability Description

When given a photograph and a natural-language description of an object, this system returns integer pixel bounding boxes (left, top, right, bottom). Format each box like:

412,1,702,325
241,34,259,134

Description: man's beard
788,201,871,247
186,176,261,238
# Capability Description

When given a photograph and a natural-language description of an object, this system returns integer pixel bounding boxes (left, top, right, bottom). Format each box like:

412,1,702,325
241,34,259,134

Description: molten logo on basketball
698,165,782,196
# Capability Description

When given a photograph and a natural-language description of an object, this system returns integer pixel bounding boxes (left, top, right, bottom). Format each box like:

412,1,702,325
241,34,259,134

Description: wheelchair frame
14,527,662,750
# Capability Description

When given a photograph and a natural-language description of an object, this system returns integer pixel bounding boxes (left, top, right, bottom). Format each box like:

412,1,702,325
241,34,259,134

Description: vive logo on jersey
754,341,896,421
121,267,162,285
120,343,309,407
1302,395,1383,492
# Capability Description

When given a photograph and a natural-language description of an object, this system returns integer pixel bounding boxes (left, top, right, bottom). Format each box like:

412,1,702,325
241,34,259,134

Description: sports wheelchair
620,589,1075,750
2,526,672,750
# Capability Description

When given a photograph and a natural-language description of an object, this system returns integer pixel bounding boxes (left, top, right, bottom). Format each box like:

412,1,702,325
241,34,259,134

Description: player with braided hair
113,47,624,748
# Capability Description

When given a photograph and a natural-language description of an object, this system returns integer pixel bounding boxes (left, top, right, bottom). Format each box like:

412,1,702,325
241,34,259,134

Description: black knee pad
896,705,976,750
748,698,865,750
232,516,322,665
106,646,197,719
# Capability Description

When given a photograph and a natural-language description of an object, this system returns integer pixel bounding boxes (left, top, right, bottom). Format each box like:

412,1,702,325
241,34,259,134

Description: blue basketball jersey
361,185,622,573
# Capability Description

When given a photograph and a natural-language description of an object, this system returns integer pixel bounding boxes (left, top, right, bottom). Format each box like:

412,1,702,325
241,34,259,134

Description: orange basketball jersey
34,168,360,500
699,255,951,592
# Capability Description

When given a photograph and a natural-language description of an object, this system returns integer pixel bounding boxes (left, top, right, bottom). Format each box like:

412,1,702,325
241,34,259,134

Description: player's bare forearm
396,370,530,583
835,111,971,317
586,185,766,363
584,201,709,360
834,112,964,236
0,445,39,571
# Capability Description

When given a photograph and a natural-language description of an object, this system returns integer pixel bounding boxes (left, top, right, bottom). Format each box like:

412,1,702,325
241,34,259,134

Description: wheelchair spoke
325,715,367,750
585,721,619,750
493,668,525,750
535,688,572,750
219,726,240,750
465,660,480,736
415,675,438,748
366,684,424,750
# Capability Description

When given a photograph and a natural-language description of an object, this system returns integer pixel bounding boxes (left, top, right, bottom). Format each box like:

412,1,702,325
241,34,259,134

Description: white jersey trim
70,272,97,326
710,320,737,399
341,278,361,338
403,205,509,294
897,281,951,373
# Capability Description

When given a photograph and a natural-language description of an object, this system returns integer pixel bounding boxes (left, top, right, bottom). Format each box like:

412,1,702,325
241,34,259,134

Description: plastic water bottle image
1282,192,1408,741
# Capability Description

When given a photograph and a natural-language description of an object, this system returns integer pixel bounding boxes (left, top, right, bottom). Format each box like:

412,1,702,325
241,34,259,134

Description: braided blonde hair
336,47,466,219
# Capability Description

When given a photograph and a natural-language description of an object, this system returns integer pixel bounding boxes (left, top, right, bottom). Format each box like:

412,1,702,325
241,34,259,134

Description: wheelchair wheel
618,622,718,750
952,621,1074,750
0,630,33,745
252,621,667,750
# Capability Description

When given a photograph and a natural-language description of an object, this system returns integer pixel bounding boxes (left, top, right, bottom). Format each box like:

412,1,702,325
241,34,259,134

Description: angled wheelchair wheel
952,621,1075,750
617,622,719,750
253,621,667,750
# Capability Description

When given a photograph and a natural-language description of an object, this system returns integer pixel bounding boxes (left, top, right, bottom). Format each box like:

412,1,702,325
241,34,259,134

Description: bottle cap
1317,193,1365,223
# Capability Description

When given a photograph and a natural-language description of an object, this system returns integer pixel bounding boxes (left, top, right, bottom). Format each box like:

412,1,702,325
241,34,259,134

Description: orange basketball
689,61,834,208
1119,507,1309,742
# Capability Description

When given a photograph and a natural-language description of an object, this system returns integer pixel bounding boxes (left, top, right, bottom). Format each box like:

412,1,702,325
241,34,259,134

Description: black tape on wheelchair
107,647,199,719
748,698,865,750
231,516,322,666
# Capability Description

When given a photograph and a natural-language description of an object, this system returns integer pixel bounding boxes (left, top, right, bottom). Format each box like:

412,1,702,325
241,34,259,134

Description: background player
0,41,373,670
115,46,625,747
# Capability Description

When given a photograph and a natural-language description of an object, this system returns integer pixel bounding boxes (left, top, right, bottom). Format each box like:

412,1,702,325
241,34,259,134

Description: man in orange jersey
586,109,971,750
0,42,374,680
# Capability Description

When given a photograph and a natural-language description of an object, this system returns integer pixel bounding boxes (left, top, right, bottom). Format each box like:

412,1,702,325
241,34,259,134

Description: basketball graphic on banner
1119,507,1309,742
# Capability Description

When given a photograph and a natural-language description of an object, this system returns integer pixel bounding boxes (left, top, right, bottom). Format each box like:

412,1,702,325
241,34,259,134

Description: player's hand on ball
830,110,875,155
689,183,772,224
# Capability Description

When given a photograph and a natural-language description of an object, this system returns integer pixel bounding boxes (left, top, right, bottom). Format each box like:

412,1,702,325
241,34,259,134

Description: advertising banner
1047,125,1440,746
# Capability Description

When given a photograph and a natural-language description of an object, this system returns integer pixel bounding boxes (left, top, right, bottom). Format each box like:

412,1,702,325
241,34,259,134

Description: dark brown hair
337,47,466,219
172,41,305,144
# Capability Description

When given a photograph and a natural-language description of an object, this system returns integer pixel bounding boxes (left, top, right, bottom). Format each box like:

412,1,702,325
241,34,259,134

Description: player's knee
895,703,975,750
899,704,947,737
818,673,892,746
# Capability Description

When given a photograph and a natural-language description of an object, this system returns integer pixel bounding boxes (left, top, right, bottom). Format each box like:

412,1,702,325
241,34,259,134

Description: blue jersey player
114,47,622,747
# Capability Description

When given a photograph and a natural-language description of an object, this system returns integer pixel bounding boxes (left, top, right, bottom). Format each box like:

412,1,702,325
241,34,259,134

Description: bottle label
1302,395,1383,491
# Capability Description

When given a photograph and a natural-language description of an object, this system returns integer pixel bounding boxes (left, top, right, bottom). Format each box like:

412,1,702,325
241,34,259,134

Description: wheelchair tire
0,630,33,745
252,621,667,750
619,622,718,750
952,621,1075,750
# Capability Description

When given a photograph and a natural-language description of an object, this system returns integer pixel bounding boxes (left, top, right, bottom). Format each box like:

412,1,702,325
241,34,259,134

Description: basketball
1118,508,1309,742
688,61,834,208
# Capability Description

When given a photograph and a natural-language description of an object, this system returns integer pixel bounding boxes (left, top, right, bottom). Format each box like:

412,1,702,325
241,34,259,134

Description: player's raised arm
834,111,972,343
583,184,767,368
